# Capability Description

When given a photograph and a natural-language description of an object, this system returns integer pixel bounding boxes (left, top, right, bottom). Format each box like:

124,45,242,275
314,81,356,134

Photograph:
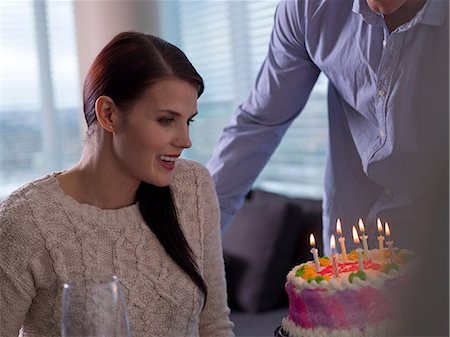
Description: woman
0,31,234,337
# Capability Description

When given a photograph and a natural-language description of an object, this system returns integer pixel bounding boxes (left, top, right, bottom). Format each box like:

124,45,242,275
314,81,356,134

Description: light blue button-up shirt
207,0,448,253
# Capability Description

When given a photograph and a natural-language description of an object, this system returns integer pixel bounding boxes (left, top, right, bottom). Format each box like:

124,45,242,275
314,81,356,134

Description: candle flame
358,218,365,233
309,233,316,247
377,218,383,233
385,223,391,237
330,235,336,250
336,218,342,235
352,226,360,244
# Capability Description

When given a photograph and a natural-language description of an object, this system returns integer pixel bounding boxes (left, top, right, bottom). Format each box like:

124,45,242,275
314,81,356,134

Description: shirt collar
352,0,448,28
418,0,448,27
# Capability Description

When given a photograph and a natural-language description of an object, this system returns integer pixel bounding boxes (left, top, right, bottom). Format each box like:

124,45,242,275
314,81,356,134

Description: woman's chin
143,177,172,188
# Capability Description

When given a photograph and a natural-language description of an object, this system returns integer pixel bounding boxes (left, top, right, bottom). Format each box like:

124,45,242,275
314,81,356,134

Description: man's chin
366,0,406,15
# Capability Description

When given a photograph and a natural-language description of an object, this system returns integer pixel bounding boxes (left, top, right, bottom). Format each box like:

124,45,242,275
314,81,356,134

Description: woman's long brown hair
82,31,207,302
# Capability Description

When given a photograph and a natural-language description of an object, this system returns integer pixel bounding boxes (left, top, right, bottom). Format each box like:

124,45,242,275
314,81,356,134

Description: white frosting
287,249,415,295
281,318,395,337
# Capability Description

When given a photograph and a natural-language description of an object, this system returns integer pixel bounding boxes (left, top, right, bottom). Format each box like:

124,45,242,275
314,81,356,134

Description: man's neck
384,0,427,32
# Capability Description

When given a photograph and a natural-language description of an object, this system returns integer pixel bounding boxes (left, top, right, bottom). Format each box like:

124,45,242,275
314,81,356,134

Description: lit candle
352,226,364,271
330,235,339,277
377,218,385,261
336,218,347,262
358,218,369,258
309,233,321,272
385,222,394,263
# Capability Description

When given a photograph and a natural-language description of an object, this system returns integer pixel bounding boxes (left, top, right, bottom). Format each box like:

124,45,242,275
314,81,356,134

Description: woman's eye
159,118,174,126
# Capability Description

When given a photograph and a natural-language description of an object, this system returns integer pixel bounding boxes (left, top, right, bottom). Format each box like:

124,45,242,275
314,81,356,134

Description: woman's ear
95,95,117,132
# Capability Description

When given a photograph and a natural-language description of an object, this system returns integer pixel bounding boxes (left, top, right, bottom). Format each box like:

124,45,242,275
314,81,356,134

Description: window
0,0,81,198
170,0,328,199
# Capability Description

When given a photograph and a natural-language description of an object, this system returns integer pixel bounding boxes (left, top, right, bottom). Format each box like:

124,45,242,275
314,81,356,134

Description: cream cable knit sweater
0,159,234,337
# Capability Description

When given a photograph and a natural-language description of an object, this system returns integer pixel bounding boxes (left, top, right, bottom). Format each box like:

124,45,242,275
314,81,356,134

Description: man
207,0,448,334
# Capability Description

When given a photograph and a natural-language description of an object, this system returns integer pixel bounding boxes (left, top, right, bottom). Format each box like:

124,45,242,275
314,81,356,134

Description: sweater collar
41,172,142,225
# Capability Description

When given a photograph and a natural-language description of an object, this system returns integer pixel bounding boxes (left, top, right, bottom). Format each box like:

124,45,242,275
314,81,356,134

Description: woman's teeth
159,155,177,162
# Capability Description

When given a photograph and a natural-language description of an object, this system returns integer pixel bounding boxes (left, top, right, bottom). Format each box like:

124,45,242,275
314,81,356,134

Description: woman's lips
157,155,178,171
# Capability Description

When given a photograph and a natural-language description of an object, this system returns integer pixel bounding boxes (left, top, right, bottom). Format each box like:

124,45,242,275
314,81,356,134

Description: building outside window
0,0,81,198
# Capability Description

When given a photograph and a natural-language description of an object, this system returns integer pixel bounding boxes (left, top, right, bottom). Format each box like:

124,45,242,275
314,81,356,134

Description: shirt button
379,130,385,139
385,188,392,197
378,89,385,97
382,40,387,47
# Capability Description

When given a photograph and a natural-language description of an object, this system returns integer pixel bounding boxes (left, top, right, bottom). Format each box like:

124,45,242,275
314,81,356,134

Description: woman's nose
175,125,192,149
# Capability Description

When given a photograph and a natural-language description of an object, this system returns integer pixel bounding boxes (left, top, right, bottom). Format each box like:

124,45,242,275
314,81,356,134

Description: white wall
74,0,161,82
72,0,162,134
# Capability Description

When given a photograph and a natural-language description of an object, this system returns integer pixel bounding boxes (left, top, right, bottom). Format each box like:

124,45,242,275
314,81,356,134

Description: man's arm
207,0,321,229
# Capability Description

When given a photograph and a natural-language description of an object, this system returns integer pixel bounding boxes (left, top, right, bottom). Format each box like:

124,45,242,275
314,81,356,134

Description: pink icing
286,282,396,329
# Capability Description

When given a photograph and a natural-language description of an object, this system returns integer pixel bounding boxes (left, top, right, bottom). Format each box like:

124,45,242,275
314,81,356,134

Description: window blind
0,0,81,198
173,0,328,199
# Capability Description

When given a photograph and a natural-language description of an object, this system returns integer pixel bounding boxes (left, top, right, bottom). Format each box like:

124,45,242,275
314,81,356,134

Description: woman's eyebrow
157,109,181,116
157,109,198,119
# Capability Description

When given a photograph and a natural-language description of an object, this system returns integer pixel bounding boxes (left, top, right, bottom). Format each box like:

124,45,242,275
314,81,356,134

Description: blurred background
0,0,328,201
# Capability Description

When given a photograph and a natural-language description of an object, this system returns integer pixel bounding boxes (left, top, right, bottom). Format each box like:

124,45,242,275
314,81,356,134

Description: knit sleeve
0,190,40,336
196,165,235,337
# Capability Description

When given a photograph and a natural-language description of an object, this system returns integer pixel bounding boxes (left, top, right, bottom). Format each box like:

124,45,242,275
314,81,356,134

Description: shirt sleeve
0,192,38,336
206,0,321,230
196,165,235,337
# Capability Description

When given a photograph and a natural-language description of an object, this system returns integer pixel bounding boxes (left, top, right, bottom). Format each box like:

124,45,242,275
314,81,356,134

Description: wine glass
61,276,132,337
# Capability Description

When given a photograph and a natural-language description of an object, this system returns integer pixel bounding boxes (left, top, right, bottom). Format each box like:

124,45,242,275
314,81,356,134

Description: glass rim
63,275,119,289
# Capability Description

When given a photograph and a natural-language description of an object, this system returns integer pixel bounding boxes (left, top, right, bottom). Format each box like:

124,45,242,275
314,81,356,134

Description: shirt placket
370,29,402,162
367,28,405,223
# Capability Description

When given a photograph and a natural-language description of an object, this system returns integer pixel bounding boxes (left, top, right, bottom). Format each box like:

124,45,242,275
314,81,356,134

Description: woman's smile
157,154,180,171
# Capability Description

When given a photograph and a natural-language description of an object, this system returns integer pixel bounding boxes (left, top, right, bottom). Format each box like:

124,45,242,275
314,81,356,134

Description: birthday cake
279,223,415,337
